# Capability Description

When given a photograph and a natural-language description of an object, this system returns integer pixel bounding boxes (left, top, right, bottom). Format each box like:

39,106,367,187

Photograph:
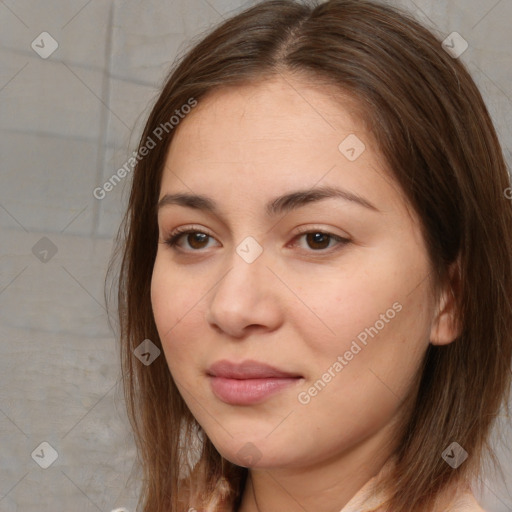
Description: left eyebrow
157,184,380,217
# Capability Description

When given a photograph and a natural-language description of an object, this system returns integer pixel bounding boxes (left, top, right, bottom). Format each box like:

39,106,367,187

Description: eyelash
162,225,350,255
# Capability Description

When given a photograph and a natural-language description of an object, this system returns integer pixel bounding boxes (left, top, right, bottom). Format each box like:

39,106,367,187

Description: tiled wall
0,1,510,511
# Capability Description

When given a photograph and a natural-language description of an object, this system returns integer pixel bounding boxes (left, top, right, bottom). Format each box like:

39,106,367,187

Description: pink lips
207,359,303,405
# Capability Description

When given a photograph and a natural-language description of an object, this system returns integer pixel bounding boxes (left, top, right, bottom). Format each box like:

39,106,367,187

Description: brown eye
164,229,216,250
305,232,332,250
293,230,350,253
185,232,209,249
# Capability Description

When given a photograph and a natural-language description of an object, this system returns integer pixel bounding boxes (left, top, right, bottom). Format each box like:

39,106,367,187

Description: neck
237,438,395,512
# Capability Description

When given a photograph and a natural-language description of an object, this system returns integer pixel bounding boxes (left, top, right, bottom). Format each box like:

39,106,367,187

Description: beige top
182,457,487,512
339,463,487,512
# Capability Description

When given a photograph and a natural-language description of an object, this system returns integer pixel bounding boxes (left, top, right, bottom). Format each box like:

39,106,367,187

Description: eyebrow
157,185,379,217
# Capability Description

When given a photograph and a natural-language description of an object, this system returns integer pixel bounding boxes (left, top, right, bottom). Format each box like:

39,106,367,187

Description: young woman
107,1,512,511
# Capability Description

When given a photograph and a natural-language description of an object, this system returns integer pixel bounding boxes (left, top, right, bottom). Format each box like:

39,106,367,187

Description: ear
429,259,461,346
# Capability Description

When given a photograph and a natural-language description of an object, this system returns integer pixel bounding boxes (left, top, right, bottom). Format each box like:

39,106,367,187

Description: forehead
168,77,367,160
160,75,409,220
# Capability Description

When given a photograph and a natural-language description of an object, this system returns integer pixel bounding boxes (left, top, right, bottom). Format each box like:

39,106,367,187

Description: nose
205,246,283,338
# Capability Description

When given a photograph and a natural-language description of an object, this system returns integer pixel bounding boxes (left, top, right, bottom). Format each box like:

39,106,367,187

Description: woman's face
151,75,446,470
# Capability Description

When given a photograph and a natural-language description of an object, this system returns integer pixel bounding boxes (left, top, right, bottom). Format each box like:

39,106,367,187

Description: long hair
105,1,512,511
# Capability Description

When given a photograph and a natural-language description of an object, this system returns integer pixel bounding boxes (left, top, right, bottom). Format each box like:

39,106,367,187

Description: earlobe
429,260,461,346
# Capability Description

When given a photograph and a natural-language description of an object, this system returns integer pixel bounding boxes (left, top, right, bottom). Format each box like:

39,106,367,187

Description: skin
150,74,459,512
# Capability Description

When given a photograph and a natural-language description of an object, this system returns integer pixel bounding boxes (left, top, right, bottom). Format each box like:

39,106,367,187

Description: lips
207,359,302,379
207,359,303,405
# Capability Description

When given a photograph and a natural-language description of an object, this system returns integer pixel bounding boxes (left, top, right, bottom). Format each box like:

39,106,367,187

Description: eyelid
162,224,218,245
168,224,215,237
291,224,351,240
162,224,350,239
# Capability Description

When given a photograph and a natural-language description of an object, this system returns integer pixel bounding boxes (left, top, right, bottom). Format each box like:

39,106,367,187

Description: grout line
1,43,161,88
2,44,160,88
92,1,116,238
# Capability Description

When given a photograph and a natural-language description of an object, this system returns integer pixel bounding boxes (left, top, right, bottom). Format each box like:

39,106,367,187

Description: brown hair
106,1,512,511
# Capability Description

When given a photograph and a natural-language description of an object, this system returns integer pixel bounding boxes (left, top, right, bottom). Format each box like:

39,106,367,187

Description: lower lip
209,376,301,405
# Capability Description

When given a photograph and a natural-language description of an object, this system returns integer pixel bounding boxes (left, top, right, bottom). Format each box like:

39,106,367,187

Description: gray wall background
0,0,511,511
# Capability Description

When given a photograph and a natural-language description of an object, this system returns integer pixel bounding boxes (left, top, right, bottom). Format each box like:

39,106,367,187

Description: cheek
151,256,198,327
150,256,212,383
150,260,173,332
150,258,190,361
297,256,432,383
328,286,430,400
293,298,429,448
292,265,402,355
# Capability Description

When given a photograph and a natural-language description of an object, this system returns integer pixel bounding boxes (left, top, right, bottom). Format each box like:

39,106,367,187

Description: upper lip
207,359,302,379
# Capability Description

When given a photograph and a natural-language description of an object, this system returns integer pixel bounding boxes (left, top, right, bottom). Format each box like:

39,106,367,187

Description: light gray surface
0,0,511,511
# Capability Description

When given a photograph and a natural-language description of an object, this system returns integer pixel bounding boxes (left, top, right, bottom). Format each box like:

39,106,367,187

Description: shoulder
447,487,487,512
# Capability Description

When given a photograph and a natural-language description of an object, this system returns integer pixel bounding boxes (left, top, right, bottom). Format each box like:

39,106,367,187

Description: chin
207,433,296,469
